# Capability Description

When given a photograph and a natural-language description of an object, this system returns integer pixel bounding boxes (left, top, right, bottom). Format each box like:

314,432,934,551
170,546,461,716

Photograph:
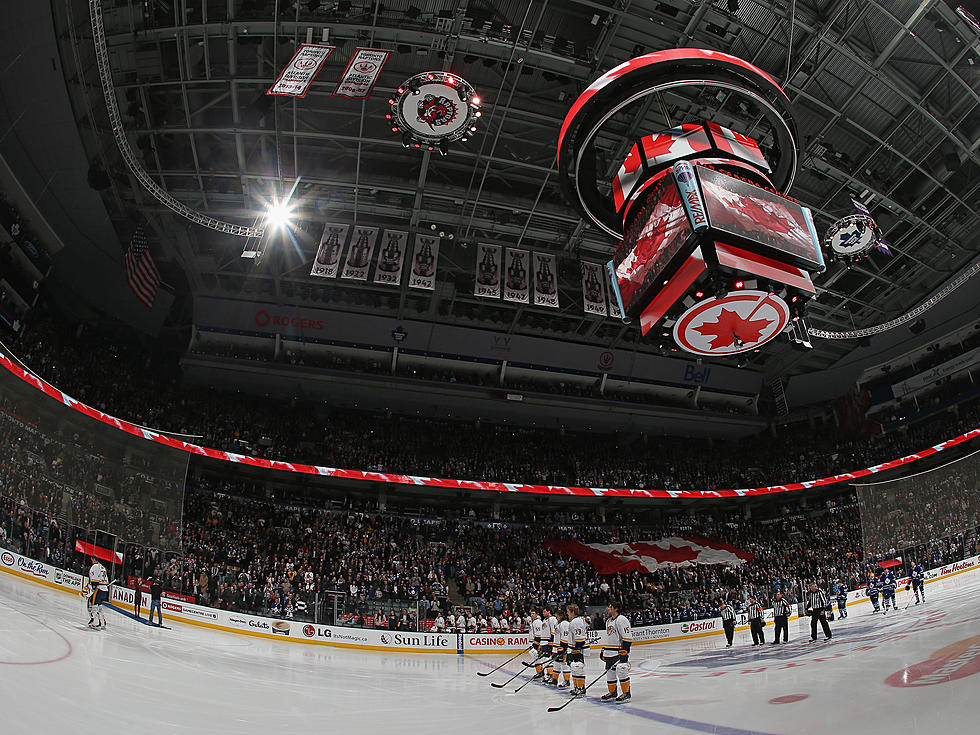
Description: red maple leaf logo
693,308,772,349
642,132,676,162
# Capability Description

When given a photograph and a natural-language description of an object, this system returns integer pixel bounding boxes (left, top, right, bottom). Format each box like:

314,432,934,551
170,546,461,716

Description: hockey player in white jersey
541,606,559,686
566,604,588,696
601,602,632,702
88,556,110,630
530,610,546,680
432,613,446,632
554,609,572,688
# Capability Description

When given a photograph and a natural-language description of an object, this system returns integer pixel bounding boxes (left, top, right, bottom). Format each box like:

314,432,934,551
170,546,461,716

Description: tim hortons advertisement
310,223,350,278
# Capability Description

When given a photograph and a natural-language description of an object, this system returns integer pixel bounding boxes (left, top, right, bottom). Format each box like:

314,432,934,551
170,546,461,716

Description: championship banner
544,537,753,575
341,226,379,281
267,44,335,97
374,230,409,285
503,248,530,303
408,233,440,290
581,261,608,316
332,48,390,99
474,243,502,298
310,223,350,278
532,252,559,308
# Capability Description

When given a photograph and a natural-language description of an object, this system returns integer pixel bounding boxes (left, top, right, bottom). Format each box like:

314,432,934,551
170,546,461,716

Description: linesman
772,591,791,644
804,582,833,642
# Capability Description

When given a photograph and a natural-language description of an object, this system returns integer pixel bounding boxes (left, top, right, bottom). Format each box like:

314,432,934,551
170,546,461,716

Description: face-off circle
673,290,790,356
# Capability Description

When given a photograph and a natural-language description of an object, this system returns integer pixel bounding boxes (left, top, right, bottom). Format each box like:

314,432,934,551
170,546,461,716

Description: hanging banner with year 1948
332,48,391,99
267,44,335,97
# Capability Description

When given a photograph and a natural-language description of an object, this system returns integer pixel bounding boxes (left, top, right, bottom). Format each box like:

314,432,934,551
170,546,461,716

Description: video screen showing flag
696,166,823,271
0,351,189,553
612,173,694,316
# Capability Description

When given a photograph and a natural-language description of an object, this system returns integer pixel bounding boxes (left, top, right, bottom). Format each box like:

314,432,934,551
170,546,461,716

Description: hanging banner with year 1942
332,48,391,99
267,44,335,98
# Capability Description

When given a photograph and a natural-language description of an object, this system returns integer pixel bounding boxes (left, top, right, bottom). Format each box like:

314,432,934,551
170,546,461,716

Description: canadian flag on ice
544,537,753,574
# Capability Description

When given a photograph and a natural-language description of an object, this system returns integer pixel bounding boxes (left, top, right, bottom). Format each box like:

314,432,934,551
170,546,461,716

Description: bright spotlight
265,203,293,230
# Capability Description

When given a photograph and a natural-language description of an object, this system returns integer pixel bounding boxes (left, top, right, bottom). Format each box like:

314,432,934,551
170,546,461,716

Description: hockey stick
490,667,529,688
523,655,555,668
547,671,609,712
477,646,532,677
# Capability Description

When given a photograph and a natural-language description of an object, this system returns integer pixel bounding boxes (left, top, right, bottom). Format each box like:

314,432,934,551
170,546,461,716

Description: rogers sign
254,309,324,331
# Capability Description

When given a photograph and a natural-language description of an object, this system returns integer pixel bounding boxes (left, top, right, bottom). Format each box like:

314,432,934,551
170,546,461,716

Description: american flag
124,226,160,309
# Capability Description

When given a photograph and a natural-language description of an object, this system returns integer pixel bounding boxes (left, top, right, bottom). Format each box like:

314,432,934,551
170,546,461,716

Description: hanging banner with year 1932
267,44,335,98
332,48,391,99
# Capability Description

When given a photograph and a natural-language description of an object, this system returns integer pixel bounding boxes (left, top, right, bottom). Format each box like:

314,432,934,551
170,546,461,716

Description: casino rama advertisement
3,548,979,653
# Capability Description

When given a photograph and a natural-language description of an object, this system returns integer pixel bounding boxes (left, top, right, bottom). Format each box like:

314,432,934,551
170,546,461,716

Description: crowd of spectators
5,310,979,494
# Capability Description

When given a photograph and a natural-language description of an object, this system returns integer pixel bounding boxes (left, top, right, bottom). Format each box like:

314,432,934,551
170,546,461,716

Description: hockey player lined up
552,609,571,688
719,598,736,648
432,612,446,632
910,561,925,604
772,591,791,644
881,568,898,612
566,604,588,696
747,596,765,646
866,571,882,613
88,555,109,630
540,606,559,685
530,610,546,680
804,582,833,642
601,602,632,703
833,579,848,619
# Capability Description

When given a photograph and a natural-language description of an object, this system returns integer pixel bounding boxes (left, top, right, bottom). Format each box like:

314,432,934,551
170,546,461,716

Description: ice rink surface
2,571,979,735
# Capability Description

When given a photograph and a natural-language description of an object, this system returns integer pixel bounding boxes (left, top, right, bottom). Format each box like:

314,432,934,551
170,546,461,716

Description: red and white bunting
373,230,409,285
341,226,379,281
267,44,334,98
545,537,754,574
332,48,390,99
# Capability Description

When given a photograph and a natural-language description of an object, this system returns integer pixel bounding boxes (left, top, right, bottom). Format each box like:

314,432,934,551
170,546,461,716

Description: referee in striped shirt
804,582,833,642
772,591,791,644
720,599,736,648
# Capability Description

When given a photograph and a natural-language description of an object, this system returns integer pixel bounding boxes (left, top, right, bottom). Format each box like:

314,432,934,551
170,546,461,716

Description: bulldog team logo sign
673,290,789,356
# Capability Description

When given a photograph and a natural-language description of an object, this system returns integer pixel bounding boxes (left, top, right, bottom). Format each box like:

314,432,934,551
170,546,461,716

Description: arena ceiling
54,0,980,378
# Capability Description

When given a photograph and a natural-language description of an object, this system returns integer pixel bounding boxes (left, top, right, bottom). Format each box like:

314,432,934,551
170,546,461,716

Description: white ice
1,571,978,735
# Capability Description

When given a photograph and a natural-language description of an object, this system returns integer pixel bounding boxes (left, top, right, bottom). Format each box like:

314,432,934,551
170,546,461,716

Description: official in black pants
720,599,736,648
772,591,791,643
747,596,765,645
804,582,833,641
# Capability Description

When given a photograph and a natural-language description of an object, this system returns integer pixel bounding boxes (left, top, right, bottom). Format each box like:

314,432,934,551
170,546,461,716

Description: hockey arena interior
2,1,980,733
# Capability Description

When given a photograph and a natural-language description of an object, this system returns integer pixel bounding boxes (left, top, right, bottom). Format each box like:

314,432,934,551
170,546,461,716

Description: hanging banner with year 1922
332,48,391,99
267,44,335,98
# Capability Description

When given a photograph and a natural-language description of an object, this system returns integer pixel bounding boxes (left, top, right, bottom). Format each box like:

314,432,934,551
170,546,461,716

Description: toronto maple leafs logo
673,290,790,356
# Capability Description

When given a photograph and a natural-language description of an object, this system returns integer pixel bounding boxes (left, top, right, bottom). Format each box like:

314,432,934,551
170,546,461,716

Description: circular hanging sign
387,72,481,152
825,213,881,258
673,290,790,356
401,83,467,137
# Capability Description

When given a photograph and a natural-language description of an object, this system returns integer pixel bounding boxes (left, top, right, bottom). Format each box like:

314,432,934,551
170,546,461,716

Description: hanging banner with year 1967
267,44,335,98
332,48,391,99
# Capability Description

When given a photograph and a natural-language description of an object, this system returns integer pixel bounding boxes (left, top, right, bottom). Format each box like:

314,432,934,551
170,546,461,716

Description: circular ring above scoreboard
673,290,790,356
824,214,882,259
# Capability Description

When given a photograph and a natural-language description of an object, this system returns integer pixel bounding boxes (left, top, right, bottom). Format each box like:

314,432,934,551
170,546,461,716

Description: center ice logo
886,635,980,687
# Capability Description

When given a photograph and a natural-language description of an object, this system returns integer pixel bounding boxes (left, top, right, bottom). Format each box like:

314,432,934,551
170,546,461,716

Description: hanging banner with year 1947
332,48,391,99
267,44,335,98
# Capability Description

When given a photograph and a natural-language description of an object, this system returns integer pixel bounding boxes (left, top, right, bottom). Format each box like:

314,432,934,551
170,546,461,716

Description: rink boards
1,546,977,654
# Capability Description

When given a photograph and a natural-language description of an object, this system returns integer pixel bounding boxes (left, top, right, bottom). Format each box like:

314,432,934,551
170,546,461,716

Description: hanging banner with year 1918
267,44,335,98
332,48,391,99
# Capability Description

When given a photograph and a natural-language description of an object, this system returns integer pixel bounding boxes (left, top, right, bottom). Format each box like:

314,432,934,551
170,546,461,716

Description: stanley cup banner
408,233,440,290
474,243,502,298
341,226,379,280
267,44,335,97
310,222,350,278
581,261,608,316
532,252,559,309
373,229,408,285
503,248,530,303
332,48,391,99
